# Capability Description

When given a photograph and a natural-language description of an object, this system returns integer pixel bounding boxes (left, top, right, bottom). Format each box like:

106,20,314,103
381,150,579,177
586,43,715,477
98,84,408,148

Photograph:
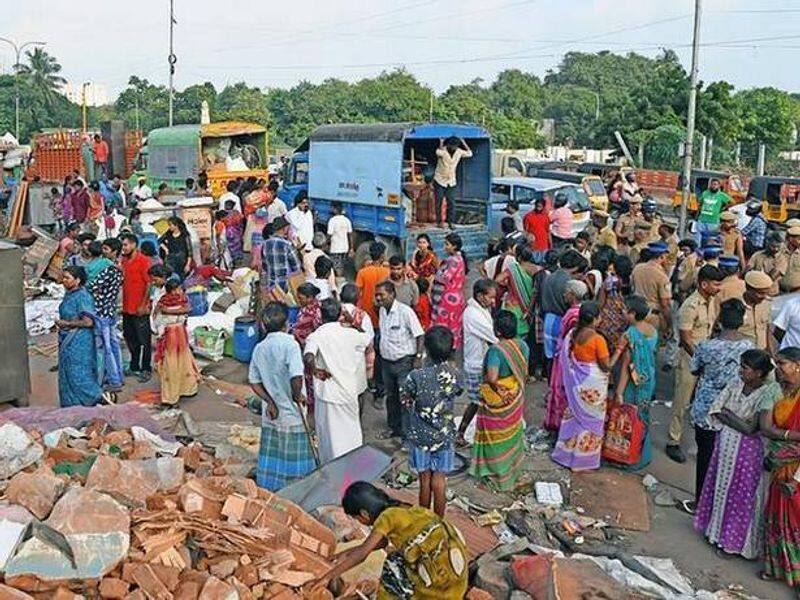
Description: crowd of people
48,167,800,594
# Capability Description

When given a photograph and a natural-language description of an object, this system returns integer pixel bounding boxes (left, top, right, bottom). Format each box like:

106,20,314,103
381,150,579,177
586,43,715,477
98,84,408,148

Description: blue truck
278,122,493,266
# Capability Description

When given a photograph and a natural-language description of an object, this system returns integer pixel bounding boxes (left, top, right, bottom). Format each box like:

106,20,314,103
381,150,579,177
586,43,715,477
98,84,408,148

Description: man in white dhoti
304,298,372,464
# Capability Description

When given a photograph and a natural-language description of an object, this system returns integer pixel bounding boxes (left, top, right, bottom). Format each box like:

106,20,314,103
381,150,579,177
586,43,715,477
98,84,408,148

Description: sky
3,0,800,100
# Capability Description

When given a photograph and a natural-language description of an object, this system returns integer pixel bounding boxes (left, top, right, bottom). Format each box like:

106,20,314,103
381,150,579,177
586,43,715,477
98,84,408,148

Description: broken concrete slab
0,503,36,572
198,575,237,600
475,561,511,599
0,423,44,480
85,455,159,508
131,426,183,456
5,488,130,581
98,577,129,599
5,466,66,519
570,469,651,532
139,457,185,492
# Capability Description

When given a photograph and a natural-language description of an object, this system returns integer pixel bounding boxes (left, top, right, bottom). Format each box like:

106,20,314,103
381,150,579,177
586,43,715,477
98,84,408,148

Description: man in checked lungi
249,302,316,490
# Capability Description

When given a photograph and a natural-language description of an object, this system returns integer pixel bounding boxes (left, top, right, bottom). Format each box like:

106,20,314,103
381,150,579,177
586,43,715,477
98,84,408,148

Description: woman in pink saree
432,233,467,348
543,280,588,432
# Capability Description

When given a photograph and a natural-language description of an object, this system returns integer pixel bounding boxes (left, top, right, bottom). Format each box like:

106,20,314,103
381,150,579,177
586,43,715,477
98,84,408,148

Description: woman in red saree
432,233,467,348
153,281,201,405
293,282,322,414
761,346,800,588
410,234,439,282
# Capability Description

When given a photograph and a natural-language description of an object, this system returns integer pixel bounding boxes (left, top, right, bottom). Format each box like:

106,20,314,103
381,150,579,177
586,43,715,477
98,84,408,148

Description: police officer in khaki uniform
631,241,673,335
747,231,787,296
719,211,746,267
675,238,699,301
642,198,663,242
781,226,800,293
629,219,652,264
590,210,617,250
739,270,773,351
667,264,724,463
716,255,746,304
614,196,642,247
658,221,680,275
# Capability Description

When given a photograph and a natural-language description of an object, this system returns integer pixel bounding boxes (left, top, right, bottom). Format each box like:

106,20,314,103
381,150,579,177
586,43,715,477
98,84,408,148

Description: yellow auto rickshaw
670,169,746,214
747,175,800,223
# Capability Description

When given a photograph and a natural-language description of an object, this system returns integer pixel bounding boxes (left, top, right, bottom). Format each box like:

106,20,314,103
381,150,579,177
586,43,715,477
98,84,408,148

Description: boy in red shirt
523,197,551,260
415,278,432,330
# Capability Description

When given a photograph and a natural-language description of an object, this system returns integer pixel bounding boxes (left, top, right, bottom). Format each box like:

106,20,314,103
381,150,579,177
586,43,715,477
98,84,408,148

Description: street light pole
679,0,702,239
0,38,46,141
168,0,177,127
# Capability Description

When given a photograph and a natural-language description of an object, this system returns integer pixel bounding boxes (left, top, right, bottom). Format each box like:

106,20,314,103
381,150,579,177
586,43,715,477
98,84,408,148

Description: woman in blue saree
57,266,104,407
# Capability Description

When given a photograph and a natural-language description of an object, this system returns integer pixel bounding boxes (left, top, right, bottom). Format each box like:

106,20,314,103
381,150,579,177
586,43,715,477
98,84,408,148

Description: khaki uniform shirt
596,225,618,250
717,275,746,305
629,241,649,265
663,234,680,273
679,290,719,346
782,247,800,292
740,298,771,350
647,215,663,242
677,253,699,295
615,213,637,244
747,250,787,296
631,261,672,311
721,228,743,257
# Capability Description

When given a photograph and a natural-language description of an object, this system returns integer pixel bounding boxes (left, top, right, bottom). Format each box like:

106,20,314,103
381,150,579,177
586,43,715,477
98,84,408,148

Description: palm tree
16,48,66,108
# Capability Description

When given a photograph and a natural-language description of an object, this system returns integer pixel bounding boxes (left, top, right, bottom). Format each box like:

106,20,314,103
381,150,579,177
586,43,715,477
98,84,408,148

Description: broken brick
99,577,130,599
475,561,511,600
208,557,238,580
0,583,34,599
198,576,236,600
130,564,171,599
466,588,495,600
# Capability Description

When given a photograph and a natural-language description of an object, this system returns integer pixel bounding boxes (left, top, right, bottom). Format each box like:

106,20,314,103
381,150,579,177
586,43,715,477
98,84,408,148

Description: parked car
490,176,592,239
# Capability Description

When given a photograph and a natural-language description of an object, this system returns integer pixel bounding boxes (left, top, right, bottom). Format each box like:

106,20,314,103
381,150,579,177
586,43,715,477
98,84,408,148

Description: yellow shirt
596,225,618,250
373,506,468,600
614,213,637,244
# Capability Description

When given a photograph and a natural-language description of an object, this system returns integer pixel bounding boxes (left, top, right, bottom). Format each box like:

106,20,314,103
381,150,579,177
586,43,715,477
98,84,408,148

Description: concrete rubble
0,418,364,599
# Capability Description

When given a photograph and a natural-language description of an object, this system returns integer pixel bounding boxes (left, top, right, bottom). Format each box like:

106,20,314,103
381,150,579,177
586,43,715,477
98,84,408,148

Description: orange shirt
94,140,109,162
572,332,609,363
356,264,390,325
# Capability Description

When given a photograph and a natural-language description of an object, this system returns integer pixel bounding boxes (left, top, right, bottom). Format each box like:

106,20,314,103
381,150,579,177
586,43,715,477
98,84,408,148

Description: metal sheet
200,121,267,138
277,445,392,512
309,141,402,207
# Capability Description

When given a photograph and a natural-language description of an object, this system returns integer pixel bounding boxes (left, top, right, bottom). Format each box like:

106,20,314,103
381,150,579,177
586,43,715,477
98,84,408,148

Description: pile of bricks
0,420,365,599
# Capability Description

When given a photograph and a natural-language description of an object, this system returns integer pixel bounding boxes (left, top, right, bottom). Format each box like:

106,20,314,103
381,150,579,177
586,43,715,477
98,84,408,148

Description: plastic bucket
233,316,259,363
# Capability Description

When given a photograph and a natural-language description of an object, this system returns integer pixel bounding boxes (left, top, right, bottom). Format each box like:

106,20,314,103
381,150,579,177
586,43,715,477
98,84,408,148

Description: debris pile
0,420,369,599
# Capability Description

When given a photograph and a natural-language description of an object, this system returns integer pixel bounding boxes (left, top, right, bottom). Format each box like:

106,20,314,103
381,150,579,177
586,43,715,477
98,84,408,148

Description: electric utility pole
0,38,46,141
679,0,702,238
168,0,177,126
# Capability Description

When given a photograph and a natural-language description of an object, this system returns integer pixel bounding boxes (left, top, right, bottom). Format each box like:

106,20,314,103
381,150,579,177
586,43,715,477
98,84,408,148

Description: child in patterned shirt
401,326,463,517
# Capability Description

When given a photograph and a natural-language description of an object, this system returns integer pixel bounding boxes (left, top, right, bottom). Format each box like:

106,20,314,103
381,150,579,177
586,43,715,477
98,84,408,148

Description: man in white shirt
433,136,473,230
456,279,498,445
218,180,241,213
286,194,314,250
327,202,353,276
267,195,288,224
131,177,153,203
376,280,425,439
774,295,800,350
304,299,372,464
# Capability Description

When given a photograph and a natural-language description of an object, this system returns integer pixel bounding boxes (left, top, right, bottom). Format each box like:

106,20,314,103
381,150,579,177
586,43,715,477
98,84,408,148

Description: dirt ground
22,328,794,600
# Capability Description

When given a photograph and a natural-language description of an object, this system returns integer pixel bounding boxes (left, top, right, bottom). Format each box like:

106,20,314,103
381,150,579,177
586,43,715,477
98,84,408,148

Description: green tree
216,82,270,126
174,82,217,125
350,69,431,122
736,87,796,149
17,48,67,108
114,76,170,132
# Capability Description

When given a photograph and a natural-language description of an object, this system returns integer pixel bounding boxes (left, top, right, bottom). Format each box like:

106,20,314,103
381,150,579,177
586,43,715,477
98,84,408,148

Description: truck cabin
577,162,632,184
526,161,580,177
299,122,492,227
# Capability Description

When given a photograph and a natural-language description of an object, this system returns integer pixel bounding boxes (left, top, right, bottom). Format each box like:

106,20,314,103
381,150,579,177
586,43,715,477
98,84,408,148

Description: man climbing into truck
433,136,473,230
